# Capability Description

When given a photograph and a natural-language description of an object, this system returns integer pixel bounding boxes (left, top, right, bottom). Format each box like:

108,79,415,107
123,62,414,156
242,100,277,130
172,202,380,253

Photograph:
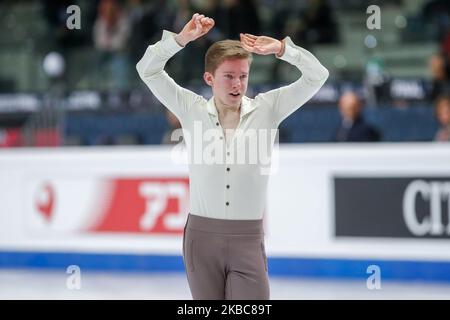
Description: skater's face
204,58,250,108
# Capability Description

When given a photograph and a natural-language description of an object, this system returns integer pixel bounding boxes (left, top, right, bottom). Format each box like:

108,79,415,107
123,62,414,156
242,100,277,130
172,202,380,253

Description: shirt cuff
160,30,184,56
276,36,301,65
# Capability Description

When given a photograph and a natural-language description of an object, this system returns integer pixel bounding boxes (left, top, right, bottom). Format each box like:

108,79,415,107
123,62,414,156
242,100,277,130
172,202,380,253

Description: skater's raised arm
174,13,215,47
136,14,214,119
240,33,329,125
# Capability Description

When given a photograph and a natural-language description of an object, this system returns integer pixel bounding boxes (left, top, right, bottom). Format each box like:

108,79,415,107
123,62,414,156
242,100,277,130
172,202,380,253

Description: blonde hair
205,40,252,74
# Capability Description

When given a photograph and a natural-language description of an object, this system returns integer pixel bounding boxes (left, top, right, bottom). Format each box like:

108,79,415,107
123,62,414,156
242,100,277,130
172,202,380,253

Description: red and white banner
25,176,189,235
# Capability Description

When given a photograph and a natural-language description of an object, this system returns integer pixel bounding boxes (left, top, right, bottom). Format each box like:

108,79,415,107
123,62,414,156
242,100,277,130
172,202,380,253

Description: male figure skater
136,13,328,300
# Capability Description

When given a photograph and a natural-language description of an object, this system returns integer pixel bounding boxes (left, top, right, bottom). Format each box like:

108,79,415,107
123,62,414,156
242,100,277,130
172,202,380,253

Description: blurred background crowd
0,0,450,147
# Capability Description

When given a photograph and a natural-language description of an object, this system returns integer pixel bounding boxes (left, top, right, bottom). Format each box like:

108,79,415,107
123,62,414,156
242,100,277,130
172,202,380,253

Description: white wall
1,143,449,262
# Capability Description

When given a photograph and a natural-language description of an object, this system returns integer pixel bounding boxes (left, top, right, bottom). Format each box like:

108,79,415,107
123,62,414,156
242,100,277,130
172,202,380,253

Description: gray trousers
182,213,270,300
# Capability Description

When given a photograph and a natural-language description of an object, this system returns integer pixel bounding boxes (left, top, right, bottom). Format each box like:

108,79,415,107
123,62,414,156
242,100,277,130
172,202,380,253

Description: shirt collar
206,97,218,117
207,96,256,119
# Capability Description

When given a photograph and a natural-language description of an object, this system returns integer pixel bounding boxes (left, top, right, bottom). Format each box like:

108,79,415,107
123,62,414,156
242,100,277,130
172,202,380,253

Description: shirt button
226,185,230,189
226,202,229,206
216,122,219,126
220,136,223,140
227,152,230,156
226,167,230,172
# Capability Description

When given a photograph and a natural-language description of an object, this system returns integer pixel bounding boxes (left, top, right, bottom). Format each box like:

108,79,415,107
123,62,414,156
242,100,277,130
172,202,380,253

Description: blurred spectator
92,133,116,145
441,31,450,57
434,95,450,141
128,0,174,62
334,91,381,142
42,0,98,91
295,0,339,46
221,0,261,40
270,0,338,81
428,53,450,101
43,0,95,49
92,0,131,89
270,1,296,40
364,56,390,107
421,0,450,42
270,1,300,82
162,110,183,145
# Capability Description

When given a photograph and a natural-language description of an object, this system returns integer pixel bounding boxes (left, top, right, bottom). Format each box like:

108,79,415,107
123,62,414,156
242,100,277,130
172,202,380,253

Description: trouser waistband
186,213,264,234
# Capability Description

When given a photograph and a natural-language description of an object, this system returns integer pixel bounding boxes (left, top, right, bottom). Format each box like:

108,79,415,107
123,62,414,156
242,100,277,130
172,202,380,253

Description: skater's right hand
175,13,215,47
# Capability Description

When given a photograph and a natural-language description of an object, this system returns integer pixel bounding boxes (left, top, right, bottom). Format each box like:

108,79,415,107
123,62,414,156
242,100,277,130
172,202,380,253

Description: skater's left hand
240,33,285,56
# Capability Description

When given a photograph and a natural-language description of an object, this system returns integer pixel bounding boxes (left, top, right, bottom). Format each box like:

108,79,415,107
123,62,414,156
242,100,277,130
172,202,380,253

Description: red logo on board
90,177,189,234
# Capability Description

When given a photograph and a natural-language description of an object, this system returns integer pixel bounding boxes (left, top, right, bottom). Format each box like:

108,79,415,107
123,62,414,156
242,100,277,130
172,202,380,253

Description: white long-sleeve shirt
136,30,329,220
